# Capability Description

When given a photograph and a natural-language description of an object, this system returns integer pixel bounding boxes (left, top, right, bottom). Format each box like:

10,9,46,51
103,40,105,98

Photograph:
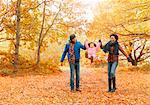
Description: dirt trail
0,66,149,105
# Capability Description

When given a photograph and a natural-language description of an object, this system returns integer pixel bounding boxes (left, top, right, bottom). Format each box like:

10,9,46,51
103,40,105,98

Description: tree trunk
131,60,138,66
36,0,46,65
14,0,21,71
36,1,62,65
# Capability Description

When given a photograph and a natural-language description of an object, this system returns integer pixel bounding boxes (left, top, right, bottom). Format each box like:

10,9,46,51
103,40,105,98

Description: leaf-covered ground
0,66,149,105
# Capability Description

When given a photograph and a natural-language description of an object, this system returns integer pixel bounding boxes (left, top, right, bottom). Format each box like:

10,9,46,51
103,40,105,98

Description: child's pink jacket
85,40,101,58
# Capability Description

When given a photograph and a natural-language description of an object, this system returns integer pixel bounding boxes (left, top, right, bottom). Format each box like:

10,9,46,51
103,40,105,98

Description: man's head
70,34,76,44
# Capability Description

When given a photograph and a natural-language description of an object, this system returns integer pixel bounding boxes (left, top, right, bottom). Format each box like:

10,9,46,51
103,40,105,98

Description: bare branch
27,1,52,11
136,40,147,60
121,24,133,34
138,55,150,62
40,0,63,44
0,38,15,42
134,45,142,60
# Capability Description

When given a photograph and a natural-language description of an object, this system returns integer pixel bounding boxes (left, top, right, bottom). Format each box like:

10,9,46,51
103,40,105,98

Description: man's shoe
70,89,75,93
108,89,112,92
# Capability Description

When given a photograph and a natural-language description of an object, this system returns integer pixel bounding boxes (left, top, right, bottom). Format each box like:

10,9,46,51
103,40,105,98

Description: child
85,39,102,63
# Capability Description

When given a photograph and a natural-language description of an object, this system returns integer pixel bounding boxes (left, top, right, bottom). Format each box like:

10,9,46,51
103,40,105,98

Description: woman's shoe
108,78,112,92
111,88,116,92
111,77,116,92
76,88,81,92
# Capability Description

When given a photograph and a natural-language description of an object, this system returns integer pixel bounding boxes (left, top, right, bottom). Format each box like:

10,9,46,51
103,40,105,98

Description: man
60,34,86,92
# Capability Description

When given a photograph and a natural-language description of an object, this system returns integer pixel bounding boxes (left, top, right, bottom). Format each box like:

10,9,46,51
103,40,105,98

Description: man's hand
85,39,88,43
61,62,63,66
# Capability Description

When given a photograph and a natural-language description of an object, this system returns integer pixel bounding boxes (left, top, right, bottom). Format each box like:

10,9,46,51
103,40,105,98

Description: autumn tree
0,0,41,68
124,39,150,66
35,0,88,64
87,0,150,66
14,0,22,71
0,0,88,68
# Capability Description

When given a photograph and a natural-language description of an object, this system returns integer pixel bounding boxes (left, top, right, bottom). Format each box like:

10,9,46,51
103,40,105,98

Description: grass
0,69,14,76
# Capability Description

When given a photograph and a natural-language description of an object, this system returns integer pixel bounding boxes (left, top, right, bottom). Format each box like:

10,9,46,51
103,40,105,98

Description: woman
102,34,131,92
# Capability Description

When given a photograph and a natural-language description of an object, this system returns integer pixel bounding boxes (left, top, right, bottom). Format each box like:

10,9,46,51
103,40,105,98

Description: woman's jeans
108,62,118,79
69,61,80,90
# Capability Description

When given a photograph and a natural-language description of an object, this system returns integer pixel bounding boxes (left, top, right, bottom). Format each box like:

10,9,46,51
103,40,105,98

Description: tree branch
40,0,63,44
138,55,150,62
121,24,134,34
134,45,141,60
136,40,147,60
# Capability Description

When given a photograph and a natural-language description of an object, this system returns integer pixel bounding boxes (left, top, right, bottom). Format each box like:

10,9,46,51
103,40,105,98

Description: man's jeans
108,62,118,79
69,61,80,90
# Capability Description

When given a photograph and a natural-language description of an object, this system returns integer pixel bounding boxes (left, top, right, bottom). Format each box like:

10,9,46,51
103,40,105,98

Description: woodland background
0,0,149,75
0,0,150,104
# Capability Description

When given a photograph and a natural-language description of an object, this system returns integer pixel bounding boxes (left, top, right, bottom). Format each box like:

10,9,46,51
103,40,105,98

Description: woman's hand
99,40,101,43
127,57,132,62
99,40,103,49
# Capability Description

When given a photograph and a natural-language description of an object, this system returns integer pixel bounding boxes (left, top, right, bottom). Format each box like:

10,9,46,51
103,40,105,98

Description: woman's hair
88,42,96,47
110,34,118,41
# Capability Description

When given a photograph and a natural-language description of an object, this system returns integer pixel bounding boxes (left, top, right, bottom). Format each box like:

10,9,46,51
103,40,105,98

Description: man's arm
79,42,86,50
60,44,69,62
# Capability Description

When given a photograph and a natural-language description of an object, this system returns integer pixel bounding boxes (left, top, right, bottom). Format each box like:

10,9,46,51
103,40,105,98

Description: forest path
0,66,149,105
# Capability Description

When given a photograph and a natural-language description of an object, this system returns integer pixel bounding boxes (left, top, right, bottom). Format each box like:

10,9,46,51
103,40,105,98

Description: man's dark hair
70,34,76,41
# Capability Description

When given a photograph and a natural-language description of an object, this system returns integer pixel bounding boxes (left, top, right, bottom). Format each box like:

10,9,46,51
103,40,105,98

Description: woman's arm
102,42,109,53
119,46,133,62
96,41,101,51
119,46,129,58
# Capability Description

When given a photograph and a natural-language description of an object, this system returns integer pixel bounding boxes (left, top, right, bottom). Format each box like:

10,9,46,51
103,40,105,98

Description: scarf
103,41,120,55
69,43,75,64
